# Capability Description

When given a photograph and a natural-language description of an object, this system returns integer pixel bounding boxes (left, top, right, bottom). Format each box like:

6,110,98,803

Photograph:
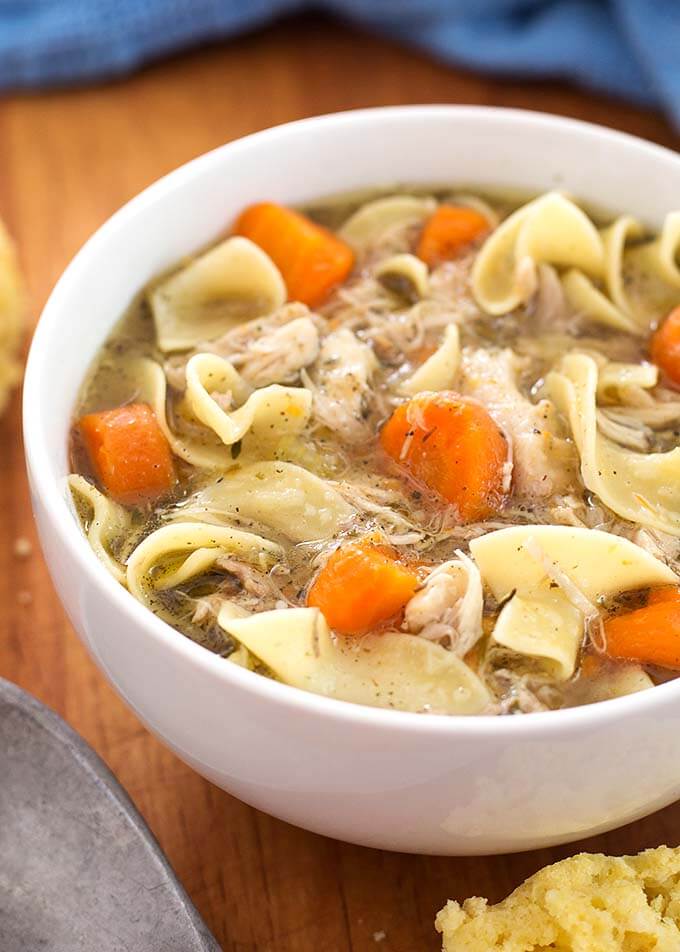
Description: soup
69,188,680,715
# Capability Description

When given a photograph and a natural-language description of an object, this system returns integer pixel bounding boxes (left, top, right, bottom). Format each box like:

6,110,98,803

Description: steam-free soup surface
69,186,680,715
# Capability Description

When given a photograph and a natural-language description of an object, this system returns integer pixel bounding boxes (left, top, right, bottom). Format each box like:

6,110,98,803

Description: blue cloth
0,1,679,127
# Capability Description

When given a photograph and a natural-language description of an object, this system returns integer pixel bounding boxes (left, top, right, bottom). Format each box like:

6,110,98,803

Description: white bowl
24,106,680,855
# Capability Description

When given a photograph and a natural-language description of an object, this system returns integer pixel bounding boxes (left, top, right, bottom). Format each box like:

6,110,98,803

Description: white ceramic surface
23,107,680,855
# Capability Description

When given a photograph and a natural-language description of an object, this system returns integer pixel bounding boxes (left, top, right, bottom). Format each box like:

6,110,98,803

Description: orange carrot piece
647,585,680,606
604,600,680,670
78,403,176,506
650,305,680,387
233,202,354,308
307,539,419,635
416,205,489,267
379,392,508,522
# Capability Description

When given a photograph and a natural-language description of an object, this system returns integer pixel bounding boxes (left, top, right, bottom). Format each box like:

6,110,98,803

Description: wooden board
1,13,679,950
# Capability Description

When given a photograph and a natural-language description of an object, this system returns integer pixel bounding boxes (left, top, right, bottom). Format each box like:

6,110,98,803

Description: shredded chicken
210,301,314,355
515,256,538,303
229,316,319,387
192,593,226,626
633,527,680,566
323,266,464,366
597,409,650,452
363,302,457,366
212,556,289,612
404,552,483,656
305,327,378,444
354,219,422,266
603,401,680,429
460,347,575,498
209,390,234,412
530,263,570,328
549,493,590,528
163,302,316,390
323,273,404,325
489,669,554,714
427,251,483,324
327,471,476,547
164,356,190,392
330,475,424,532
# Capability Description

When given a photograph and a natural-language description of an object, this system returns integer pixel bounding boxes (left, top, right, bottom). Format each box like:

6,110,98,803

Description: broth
69,186,680,715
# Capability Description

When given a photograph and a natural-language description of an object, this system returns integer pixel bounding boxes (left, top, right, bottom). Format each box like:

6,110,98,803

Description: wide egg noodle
601,215,646,313
472,193,604,315
149,236,286,353
514,192,604,274
491,582,583,681
470,524,677,603
547,353,680,535
126,522,282,607
399,324,460,395
338,195,436,253
176,461,355,543
471,198,530,315
567,211,680,331
596,360,658,403
375,253,430,300
560,268,640,334
218,606,490,714
184,352,312,449
471,524,676,678
622,211,680,325
561,216,657,333
647,211,680,286
132,357,233,469
133,355,312,469
68,475,131,584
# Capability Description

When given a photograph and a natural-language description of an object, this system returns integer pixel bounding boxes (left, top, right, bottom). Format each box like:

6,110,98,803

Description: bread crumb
13,536,32,559
372,931,386,943
17,589,32,606
436,845,680,951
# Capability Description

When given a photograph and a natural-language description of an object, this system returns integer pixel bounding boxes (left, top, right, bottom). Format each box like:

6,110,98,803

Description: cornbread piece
436,846,680,951
0,218,24,413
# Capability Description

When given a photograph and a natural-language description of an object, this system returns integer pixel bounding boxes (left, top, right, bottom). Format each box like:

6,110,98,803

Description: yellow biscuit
0,217,24,414
437,845,680,951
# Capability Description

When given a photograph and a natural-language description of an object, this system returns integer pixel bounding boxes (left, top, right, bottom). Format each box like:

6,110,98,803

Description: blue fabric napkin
0,1,679,128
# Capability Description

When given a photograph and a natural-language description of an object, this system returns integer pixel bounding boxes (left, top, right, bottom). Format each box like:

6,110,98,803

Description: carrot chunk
78,403,176,506
647,585,680,606
416,205,489,267
234,202,354,308
650,305,680,386
604,600,680,670
307,539,419,635
380,392,508,522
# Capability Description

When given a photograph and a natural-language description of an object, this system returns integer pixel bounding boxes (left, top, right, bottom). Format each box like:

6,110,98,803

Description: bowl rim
23,103,680,736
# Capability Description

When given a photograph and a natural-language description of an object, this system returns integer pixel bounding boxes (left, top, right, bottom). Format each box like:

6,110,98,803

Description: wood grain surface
1,13,679,951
